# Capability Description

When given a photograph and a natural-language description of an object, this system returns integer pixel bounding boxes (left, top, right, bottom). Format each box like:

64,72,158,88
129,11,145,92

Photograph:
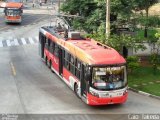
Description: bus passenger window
54,44,59,57
69,55,75,74
75,59,81,79
48,38,51,47
49,41,55,54
45,43,49,49
64,51,69,69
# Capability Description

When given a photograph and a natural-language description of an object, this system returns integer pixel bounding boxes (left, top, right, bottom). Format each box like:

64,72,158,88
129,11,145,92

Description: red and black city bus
39,24,128,105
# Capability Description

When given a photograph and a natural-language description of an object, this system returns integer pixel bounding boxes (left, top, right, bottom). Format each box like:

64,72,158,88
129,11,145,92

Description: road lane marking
10,40,15,46
14,39,19,46
2,40,7,47
28,37,34,44
6,40,11,47
21,38,27,45
10,62,16,76
0,36,39,48
0,41,3,47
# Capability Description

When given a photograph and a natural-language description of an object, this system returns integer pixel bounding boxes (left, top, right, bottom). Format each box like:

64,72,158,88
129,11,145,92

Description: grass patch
128,66,160,96
137,84,160,96
136,29,158,40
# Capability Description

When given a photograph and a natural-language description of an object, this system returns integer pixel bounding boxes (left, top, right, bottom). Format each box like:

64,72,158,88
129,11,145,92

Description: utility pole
106,0,110,39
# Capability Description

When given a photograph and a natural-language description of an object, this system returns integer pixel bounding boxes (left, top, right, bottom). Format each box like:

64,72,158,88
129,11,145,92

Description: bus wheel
48,60,52,69
45,57,48,66
50,61,54,73
74,84,80,98
47,59,50,68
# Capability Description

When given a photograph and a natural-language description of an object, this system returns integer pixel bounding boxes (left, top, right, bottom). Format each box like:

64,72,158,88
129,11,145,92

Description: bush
127,56,140,74
149,53,160,74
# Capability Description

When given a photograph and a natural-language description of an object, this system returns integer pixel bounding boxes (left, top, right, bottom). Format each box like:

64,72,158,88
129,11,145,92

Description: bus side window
45,43,48,49
54,44,59,57
45,38,50,49
69,55,75,75
63,51,65,66
75,59,81,80
64,51,69,69
49,41,55,54
47,38,51,50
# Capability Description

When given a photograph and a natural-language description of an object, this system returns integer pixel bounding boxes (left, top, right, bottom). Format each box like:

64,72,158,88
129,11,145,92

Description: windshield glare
92,66,127,90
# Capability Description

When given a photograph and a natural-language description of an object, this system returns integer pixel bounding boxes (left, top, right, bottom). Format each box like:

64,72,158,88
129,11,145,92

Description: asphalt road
0,33,160,120
0,40,160,114
0,4,160,120
0,6,53,31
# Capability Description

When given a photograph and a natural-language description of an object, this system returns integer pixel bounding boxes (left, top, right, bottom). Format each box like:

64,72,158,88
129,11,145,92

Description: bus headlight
90,90,99,98
123,90,127,95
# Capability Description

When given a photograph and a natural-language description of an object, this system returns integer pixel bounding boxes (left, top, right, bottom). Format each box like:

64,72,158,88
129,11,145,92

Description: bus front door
58,47,63,76
81,64,87,97
39,32,46,59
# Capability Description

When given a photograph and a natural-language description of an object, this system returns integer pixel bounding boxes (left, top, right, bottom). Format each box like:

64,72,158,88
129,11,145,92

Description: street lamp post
106,0,110,39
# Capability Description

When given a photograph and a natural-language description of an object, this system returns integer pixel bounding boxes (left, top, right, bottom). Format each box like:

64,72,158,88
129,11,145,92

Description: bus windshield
92,65,127,90
5,9,21,16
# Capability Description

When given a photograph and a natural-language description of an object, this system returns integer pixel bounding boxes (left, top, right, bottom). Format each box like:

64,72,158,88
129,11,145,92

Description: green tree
61,0,136,34
133,0,159,38
61,0,159,52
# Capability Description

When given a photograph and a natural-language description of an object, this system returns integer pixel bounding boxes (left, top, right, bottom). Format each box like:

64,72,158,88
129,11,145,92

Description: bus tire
74,83,80,98
45,57,48,66
50,61,55,73
49,60,51,69
47,59,50,68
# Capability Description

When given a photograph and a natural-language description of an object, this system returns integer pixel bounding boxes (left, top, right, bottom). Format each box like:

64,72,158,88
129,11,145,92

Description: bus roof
40,27,126,65
5,2,22,8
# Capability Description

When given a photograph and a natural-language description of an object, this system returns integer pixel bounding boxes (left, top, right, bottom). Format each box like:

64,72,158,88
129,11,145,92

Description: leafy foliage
127,56,140,74
61,0,159,54
155,33,160,38
149,53,160,74
61,0,159,35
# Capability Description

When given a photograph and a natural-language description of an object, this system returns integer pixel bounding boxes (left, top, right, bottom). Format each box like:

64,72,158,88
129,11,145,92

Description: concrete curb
128,87,160,100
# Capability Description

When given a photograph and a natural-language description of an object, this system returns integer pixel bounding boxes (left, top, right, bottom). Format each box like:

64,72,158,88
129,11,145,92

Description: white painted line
35,36,38,41
6,40,11,47
21,38,27,45
10,40,15,46
28,37,34,44
0,41,3,47
14,39,19,46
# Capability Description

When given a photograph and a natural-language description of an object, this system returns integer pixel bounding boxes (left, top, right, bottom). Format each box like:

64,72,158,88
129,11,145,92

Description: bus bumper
87,92,128,105
5,19,21,23
5,17,21,23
